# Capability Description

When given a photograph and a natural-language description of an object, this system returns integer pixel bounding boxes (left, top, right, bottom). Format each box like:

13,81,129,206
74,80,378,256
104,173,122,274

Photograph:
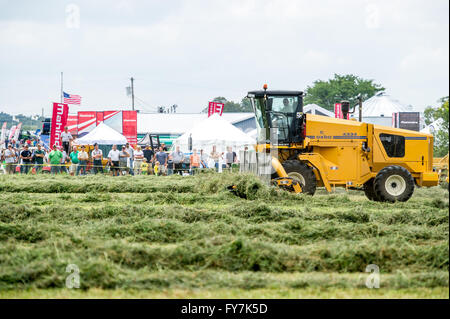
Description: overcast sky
0,0,448,116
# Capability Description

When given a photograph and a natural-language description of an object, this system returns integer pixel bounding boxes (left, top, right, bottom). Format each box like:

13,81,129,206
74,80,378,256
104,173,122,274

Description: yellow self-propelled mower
244,84,439,202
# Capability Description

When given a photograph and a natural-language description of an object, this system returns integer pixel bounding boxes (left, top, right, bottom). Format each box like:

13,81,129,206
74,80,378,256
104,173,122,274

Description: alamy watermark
66,4,80,29
65,264,80,289
365,264,380,289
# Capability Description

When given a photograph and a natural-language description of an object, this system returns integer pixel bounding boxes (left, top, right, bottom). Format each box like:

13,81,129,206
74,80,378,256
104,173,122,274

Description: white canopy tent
304,104,335,117
75,122,128,145
171,114,255,155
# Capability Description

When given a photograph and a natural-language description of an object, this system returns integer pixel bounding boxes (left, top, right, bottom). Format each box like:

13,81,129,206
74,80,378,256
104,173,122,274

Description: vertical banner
122,110,137,145
208,102,225,117
13,122,22,141
0,122,6,141
334,103,342,119
50,102,69,148
9,125,17,140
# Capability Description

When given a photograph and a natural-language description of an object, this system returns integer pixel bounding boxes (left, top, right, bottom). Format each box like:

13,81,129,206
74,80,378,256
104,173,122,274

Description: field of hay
0,173,448,299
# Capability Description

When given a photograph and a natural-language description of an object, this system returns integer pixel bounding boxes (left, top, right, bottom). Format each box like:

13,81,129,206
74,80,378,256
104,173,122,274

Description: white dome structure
359,92,412,117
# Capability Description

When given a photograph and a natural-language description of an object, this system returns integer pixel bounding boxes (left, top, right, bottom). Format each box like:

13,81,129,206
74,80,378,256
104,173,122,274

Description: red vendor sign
122,110,137,145
50,102,69,148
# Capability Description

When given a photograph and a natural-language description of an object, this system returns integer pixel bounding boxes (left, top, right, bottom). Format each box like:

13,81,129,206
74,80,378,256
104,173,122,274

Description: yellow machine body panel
298,114,438,188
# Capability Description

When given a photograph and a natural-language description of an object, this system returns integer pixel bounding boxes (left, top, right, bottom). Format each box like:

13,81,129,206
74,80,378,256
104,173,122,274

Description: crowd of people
0,128,240,176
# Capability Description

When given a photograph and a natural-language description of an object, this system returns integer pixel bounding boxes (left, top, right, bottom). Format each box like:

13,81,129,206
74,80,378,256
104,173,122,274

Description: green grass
0,173,448,298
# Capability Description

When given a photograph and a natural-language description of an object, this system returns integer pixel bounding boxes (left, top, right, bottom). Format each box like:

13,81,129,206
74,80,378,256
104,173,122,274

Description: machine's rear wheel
363,178,380,201
374,166,414,202
281,160,316,195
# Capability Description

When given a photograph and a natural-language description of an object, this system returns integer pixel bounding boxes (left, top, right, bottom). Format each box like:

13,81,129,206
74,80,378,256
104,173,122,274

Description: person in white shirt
61,126,73,154
91,143,103,174
4,145,16,174
108,145,121,176
133,145,144,175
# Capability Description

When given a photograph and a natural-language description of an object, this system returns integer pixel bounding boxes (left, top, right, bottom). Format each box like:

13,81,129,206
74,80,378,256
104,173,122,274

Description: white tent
75,122,128,145
304,104,335,117
171,114,255,154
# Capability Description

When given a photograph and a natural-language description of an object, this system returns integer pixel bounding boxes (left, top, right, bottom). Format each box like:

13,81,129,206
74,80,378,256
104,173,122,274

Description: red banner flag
122,110,137,145
208,102,224,117
50,102,69,148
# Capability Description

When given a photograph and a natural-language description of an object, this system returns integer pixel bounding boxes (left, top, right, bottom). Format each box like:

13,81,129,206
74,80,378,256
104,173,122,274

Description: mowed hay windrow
0,174,448,295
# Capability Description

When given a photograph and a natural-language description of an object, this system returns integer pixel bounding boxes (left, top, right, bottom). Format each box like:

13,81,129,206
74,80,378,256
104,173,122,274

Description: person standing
210,145,221,172
166,154,174,176
225,146,238,169
155,146,168,176
4,144,16,174
60,147,69,174
140,158,149,175
48,144,63,174
119,146,130,176
20,144,33,174
133,146,144,175
125,143,134,176
69,146,79,176
77,145,89,176
108,145,121,176
91,143,103,174
190,149,200,175
171,146,184,175
61,126,73,154
199,149,209,169
143,144,154,173
33,144,45,173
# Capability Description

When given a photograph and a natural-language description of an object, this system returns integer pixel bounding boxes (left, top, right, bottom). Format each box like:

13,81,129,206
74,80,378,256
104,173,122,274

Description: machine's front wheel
374,166,415,202
282,160,317,195
363,178,380,201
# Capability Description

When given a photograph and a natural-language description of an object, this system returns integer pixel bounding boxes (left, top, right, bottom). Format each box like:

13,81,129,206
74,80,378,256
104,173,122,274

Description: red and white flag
208,102,224,117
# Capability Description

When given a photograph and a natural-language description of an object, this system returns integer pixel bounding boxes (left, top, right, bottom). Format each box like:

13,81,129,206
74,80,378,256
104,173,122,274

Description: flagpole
60,72,63,103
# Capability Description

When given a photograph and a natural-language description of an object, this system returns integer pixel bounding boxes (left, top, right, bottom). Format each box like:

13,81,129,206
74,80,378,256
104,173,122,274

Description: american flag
63,92,81,105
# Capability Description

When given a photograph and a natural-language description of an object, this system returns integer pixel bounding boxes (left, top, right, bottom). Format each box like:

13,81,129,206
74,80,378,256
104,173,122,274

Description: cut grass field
0,173,448,298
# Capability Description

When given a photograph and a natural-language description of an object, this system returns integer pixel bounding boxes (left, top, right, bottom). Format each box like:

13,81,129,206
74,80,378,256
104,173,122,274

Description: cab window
379,133,405,157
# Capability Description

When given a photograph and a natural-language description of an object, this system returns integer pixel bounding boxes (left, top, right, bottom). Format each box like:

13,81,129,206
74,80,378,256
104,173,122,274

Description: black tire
374,166,415,202
363,178,380,201
280,160,317,195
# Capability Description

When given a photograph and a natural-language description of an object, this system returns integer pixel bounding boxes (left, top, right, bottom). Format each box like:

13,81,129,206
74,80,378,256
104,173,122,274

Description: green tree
424,96,449,157
304,74,385,111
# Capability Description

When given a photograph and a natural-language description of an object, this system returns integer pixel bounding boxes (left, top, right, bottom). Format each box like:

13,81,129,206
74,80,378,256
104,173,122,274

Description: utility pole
130,77,135,111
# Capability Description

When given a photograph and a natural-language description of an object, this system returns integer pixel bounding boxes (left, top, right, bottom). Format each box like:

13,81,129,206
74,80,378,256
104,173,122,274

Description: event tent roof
357,92,412,117
171,114,255,153
137,112,255,135
304,104,335,117
75,122,128,145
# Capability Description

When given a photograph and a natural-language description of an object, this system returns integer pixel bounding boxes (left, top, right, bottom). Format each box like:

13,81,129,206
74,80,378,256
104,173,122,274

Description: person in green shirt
48,144,63,174
33,144,45,173
69,145,79,176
